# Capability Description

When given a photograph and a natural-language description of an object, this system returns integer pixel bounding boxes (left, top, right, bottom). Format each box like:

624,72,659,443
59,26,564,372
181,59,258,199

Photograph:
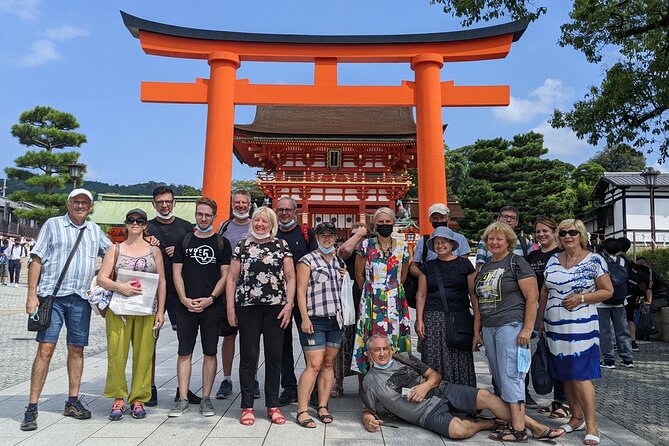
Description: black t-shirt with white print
173,233,231,300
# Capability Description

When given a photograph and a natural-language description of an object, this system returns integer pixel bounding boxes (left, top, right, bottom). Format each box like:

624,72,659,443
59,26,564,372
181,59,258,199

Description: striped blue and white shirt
31,214,111,299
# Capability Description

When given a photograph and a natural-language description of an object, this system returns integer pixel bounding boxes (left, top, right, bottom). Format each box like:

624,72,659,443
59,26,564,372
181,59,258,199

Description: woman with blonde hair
351,207,411,375
226,206,296,426
539,219,613,446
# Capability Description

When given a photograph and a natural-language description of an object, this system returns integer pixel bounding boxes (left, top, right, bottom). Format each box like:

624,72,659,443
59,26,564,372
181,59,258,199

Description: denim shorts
35,294,92,346
481,321,525,404
298,316,343,350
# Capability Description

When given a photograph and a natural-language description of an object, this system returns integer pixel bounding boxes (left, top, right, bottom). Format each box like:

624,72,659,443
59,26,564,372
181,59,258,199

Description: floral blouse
233,238,293,307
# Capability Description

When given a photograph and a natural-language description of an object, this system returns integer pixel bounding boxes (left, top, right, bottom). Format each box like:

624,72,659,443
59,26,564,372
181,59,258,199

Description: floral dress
351,238,411,374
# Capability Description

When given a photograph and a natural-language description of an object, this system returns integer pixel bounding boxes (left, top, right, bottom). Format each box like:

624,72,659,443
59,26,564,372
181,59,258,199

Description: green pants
104,310,155,403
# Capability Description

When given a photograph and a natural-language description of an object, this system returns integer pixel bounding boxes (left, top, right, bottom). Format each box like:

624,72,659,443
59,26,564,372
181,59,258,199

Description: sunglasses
125,217,147,225
558,229,579,237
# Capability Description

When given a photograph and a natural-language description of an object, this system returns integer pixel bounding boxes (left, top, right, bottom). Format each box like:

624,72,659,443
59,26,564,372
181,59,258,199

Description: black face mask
431,221,449,229
376,224,394,237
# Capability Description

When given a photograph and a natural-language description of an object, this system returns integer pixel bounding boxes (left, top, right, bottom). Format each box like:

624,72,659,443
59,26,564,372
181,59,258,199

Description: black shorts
219,307,239,337
625,297,638,322
176,300,222,356
422,384,479,438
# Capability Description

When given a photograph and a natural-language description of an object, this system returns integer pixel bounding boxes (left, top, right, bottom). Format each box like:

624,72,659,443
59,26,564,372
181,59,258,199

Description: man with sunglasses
21,189,111,431
146,185,201,407
274,196,317,406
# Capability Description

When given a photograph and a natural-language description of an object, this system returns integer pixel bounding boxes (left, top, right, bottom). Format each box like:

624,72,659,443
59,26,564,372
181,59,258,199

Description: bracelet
580,294,585,304
210,294,217,300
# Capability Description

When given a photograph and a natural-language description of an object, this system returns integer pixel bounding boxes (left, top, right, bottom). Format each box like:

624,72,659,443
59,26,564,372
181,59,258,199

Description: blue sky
0,1,662,187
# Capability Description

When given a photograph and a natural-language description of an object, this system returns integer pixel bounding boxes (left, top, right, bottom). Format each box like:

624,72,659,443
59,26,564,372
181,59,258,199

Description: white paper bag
109,269,159,316
340,272,356,326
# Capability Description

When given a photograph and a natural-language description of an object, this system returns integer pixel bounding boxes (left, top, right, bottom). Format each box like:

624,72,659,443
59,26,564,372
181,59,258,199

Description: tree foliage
588,143,647,172
5,106,87,223
432,1,669,161
231,179,266,204
455,132,576,239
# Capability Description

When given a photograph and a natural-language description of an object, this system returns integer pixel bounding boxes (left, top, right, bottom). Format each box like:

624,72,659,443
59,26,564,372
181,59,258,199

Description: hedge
634,247,669,282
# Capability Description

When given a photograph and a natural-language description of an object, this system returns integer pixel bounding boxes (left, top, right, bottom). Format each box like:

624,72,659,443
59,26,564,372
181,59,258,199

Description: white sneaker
13,283,18,288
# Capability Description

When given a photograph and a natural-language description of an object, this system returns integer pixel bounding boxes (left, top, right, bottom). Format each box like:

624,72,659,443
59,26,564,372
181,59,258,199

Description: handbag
89,243,120,318
531,335,554,395
430,260,474,350
340,271,356,326
635,303,658,338
404,237,428,309
28,227,85,332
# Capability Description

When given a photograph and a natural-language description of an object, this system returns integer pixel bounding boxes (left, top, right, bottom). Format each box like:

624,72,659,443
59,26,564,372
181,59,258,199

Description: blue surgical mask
517,345,531,374
374,359,394,370
318,243,335,255
278,219,296,229
196,224,213,233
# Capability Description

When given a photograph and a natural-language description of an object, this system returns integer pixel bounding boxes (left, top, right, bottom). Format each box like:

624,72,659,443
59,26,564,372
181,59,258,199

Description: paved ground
0,284,666,445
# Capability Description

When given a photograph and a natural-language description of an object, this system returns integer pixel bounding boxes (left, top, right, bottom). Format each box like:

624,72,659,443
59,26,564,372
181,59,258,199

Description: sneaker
199,397,215,417
145,386,158,407
174,388,202,405
253,380,261,399
63,398,91,419
525,393,539,409
632,341,640,351
278,387,298,406
14,283,18,288
168,399,189,417
20,407,38,431
131,401,146,419
216,380,233,400
622,360,634,368
601,361,616,369
109,400,125,421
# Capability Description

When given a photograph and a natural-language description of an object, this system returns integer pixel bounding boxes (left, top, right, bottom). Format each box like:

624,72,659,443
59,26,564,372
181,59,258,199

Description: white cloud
533,121,595,163
42,25,89,41
493,78,574,124
17,39,59,67
0,0,40,21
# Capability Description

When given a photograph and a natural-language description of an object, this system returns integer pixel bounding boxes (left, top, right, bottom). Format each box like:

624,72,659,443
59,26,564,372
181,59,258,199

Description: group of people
18,188,664,446
0,236,29,286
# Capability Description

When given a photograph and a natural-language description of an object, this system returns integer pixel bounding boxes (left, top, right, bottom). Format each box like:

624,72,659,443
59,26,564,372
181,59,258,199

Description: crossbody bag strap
51,227,86,296
429,260,450,313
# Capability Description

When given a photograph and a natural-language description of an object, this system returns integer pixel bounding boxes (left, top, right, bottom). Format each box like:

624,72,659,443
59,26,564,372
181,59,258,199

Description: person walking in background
226,206,295,426
540,219,613,446
96,209,167,421
0,239,9,285
7,237,26,287
21,189,111,431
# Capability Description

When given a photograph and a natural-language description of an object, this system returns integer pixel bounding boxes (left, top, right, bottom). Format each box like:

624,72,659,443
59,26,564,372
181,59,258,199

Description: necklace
564,249,585,269
378,239,393,257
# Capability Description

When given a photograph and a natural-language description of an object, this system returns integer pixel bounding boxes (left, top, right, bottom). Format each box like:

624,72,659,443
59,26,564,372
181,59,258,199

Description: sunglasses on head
559,229,579,237
125,217,147,225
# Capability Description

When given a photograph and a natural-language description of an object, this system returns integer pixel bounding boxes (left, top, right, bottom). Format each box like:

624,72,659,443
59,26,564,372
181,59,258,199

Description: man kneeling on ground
361,335,564,442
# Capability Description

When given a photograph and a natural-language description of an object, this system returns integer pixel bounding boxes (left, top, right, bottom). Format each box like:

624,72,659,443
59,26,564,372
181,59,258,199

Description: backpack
627,260,650,298
300,224,310,244
217,219,233,235
603,255,629,305
181,232,229,262
404,236,429,309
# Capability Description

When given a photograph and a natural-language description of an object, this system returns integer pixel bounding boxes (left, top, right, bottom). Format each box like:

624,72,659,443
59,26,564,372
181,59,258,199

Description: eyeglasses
315,222,336,234
276,208,294,214
154,200,174,206
196,212,214,220
125,217,147,225
498,214,518,222
559,229,580,237
69,200,91,207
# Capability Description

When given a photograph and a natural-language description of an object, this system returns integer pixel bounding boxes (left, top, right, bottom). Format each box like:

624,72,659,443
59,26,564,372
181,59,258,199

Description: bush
636,248,669,282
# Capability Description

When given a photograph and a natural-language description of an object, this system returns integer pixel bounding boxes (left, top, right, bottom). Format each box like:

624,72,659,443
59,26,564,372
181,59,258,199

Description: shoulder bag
28,227,85,331
404,236,428,309
430,260,474,350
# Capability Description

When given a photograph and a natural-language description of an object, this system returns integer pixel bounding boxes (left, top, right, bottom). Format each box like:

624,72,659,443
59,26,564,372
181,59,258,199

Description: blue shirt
31,214,111,299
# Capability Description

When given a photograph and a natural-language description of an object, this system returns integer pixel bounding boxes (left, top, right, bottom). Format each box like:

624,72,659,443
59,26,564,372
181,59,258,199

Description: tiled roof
599,171,669,187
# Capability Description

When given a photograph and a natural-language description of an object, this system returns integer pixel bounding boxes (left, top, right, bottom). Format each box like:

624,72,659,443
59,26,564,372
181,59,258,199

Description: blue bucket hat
427,226,459,252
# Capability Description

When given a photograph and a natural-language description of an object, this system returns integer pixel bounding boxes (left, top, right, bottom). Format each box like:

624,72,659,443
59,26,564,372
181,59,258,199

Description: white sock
224,376,231,382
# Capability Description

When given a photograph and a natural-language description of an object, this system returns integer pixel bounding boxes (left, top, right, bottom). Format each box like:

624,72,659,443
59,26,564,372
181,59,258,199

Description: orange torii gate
122,12,527,232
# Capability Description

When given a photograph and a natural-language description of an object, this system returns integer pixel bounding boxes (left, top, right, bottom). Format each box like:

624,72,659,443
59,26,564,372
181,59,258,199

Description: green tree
231,179,265,204
431,1,669,160
181,185,201,196
456,132,576,239
571,162,605,218
5,106,87,223
588,143,646,172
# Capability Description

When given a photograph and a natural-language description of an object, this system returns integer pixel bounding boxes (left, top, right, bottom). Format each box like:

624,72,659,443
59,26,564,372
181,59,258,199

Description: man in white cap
21,188,111,431
409,203,470,279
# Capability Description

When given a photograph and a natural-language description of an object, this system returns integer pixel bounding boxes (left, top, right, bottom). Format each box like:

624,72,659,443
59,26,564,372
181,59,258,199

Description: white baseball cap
428,203,450,217
68,188,93,202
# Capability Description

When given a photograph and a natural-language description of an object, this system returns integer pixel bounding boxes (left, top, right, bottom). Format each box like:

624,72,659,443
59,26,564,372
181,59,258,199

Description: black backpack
627,260,650,298
603,255,629,305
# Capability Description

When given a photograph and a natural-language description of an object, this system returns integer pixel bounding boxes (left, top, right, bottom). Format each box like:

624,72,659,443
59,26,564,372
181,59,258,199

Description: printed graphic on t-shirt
476,268,505,305
186,245,217,265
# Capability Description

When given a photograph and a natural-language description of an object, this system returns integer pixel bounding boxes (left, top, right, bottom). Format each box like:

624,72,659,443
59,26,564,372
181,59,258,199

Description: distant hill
5,180,201,198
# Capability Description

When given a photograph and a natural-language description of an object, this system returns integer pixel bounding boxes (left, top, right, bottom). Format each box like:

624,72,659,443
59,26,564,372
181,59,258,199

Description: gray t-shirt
412,231,471,263
221,220,250,251
474,253,535,327
362,353,442,427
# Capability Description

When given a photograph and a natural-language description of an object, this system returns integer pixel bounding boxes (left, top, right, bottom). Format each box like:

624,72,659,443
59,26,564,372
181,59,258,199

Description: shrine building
234,106,424,230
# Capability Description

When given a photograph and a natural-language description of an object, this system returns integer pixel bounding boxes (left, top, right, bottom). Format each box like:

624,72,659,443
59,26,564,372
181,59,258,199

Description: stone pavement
0,284,665,445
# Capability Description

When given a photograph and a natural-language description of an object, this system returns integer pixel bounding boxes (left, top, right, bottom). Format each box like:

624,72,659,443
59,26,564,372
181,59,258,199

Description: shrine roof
234,106,423,137
121,11,527,45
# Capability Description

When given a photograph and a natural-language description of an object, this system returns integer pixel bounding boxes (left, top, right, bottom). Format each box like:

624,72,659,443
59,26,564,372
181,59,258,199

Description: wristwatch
210,294,217,300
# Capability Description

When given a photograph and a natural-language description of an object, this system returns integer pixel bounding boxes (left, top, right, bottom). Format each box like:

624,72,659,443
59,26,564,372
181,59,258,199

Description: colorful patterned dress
543,252,607,381
351,238,411,374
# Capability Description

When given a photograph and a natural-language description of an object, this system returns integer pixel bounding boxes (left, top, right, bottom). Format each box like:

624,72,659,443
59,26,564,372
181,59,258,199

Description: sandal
240,408,255,426
549,403,571,419
560,417,586,433
296,410,316,429
330,382,343,398
583,433,600,445
533,427,565,440
267,407,286,425
491,419,510,434
317,405,333,424
538,401,558,414
489,427,528,442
